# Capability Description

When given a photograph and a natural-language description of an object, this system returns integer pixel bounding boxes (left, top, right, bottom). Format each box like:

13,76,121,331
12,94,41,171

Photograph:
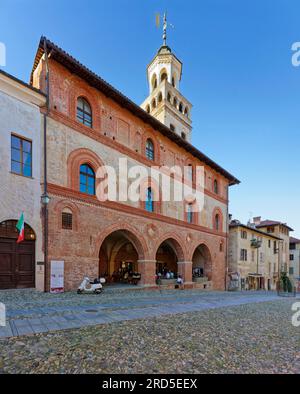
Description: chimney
253,216,261,226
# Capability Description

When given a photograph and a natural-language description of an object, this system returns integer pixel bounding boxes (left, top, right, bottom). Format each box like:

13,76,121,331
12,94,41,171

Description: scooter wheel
95,289,102,294
77,289,82,294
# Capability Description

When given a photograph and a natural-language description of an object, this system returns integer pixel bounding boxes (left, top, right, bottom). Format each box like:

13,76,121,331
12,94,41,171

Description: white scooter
77,277,106,294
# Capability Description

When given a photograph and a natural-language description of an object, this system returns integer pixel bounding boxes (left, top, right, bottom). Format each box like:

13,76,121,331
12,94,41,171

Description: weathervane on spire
163,12,167,45
156,11,174,46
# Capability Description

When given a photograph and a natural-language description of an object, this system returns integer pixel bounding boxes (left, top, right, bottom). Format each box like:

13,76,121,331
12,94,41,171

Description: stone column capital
177,261,193,265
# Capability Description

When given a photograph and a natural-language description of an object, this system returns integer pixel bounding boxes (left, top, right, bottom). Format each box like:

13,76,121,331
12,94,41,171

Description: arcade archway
99,230,144,283
192,244,212,281
155,238,185,278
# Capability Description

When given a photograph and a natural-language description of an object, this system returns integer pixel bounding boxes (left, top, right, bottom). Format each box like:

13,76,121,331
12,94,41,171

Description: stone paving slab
0,290,298,339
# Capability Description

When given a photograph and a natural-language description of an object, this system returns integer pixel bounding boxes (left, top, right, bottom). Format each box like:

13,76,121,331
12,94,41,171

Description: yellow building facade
228,220,284,290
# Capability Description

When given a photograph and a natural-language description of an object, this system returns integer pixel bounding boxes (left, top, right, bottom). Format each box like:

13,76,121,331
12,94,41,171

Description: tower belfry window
151,74,158,91
144,12,191,140
161,72,167,82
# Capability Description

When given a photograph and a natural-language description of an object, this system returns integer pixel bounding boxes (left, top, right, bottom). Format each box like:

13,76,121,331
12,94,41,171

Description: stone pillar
177,261,193,288
137,260,157,287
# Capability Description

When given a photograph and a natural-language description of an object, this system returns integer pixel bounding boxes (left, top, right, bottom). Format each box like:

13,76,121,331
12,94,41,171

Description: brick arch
190,242,213,280
67,148,105,190
212,207,224,232
94,222,149,260
152,233,187,262
69,83,101,131
188,240,212,262
53,199,80,231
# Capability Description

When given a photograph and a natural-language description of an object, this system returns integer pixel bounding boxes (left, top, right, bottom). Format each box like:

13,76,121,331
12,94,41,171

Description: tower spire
163,12,167,46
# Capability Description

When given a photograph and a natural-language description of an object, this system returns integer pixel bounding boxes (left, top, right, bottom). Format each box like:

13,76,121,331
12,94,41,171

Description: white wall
0,80,45,290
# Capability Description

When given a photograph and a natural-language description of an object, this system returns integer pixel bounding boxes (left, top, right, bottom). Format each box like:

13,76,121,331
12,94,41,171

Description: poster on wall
50,260,64,293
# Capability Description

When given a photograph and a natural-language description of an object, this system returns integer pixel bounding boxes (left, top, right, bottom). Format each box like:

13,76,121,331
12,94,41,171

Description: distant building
253,217,293,274
229,219,283,290
289,237,300,289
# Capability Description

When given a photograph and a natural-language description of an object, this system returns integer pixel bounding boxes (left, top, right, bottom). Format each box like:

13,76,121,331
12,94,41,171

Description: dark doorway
0,220,35,289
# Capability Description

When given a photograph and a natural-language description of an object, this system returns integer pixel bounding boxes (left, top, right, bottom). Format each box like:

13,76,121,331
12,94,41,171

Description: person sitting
169,270,174,279
165,271,171,279
176,275,184,289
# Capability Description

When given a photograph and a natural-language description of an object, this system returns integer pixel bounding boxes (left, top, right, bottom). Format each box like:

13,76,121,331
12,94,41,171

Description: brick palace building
29,36,239,291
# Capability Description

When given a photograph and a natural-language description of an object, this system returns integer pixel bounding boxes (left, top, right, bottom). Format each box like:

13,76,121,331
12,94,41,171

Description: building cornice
0,69,46,107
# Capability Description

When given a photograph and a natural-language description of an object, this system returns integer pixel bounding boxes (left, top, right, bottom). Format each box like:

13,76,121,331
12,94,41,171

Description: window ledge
10,171,34,180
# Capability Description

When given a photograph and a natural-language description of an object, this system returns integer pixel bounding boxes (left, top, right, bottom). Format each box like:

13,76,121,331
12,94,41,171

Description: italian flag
16,212,25,243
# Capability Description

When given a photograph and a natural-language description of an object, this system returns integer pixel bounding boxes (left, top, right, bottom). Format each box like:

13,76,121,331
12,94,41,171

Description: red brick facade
32,40,238,292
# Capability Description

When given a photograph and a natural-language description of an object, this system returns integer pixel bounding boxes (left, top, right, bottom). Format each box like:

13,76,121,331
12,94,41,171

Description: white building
0,70,46,290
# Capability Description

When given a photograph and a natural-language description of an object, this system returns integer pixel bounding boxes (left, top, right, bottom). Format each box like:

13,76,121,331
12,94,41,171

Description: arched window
146,105,150,113
215,214,220,231
184,107,189,117
161,72,168,82
62,208,73,230
79,164,95,195
214,179,219,194
187,204,193,223
167,92,171,102
187,164,193,182
151,74,157,90
145,187,154,212
146,139,154,161
77,97,92,128
173,97,177,108
158,92,163,103
179,102,183,113
152,98,156,109
0,220,35,240
172,76,176,87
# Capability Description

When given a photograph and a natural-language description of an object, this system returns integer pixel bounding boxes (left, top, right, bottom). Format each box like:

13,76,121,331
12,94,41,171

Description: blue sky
1,0,299,236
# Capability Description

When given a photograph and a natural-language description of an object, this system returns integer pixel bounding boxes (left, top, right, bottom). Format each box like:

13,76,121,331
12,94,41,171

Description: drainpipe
225,184,229,291
43,38,50,292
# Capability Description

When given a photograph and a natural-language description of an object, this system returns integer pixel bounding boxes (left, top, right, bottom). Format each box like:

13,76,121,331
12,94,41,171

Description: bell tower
141,13,192,142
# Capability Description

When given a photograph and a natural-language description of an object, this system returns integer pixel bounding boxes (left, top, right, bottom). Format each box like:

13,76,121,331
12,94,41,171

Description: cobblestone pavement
0,288,290,338
0,294,299,373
